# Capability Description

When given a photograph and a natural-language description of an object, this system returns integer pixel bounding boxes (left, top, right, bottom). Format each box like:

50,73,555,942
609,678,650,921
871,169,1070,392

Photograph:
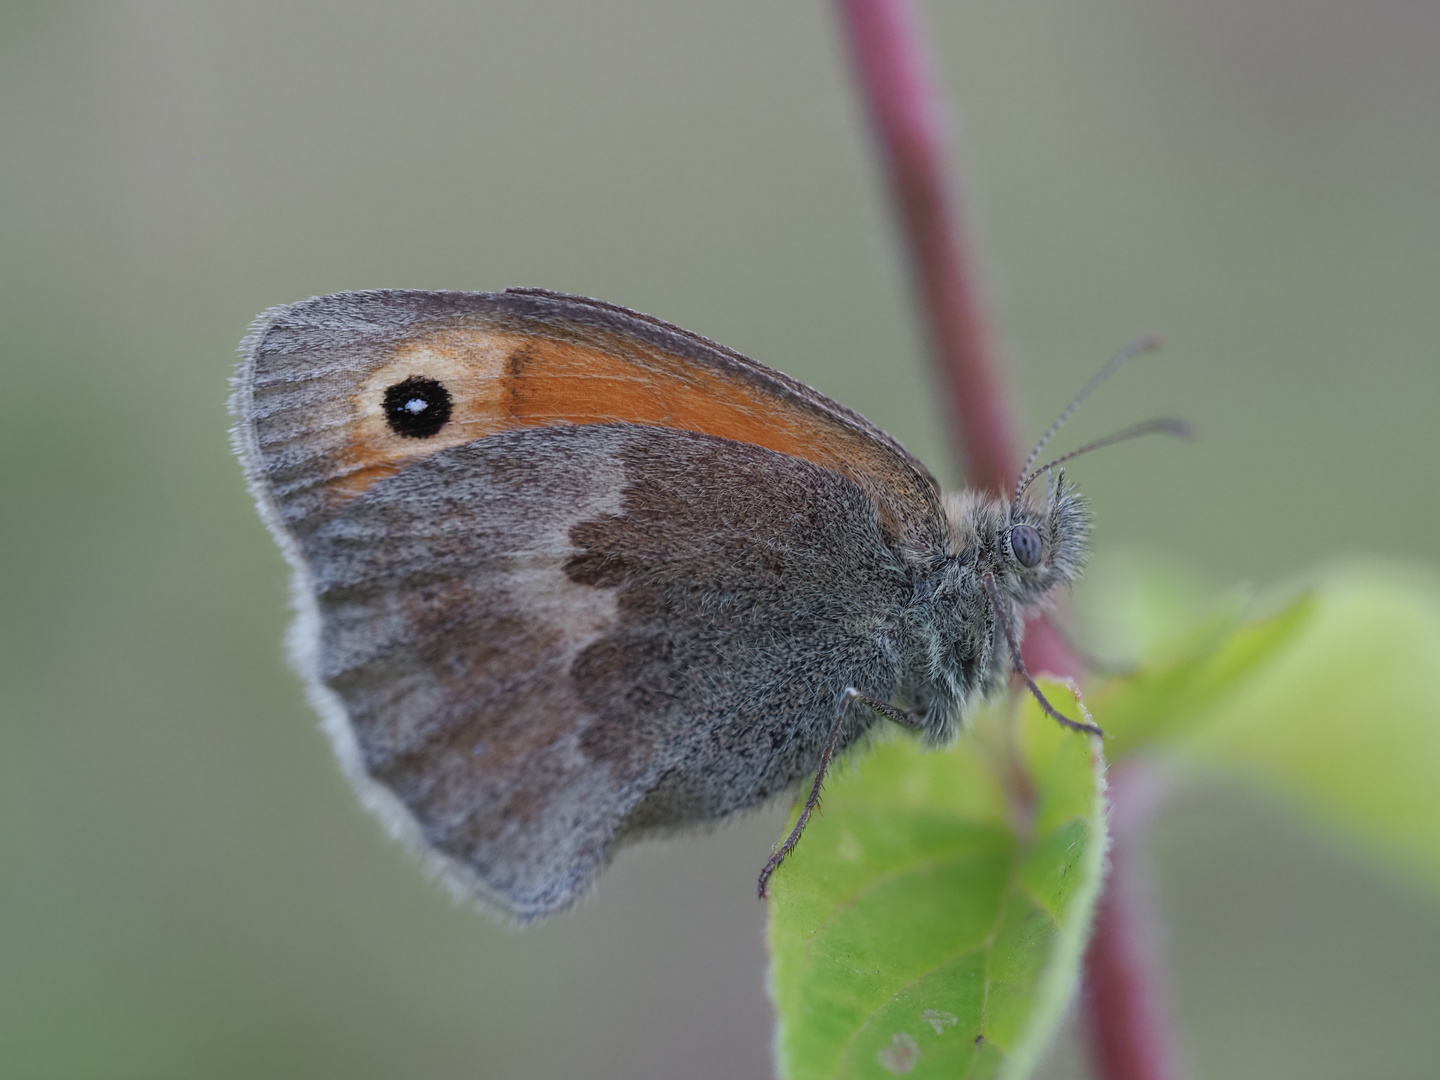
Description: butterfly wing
236,289,941,544
234,290,943,918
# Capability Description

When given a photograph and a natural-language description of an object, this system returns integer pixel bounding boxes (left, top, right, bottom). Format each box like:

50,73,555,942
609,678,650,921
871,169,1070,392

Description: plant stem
832,2,1182,1078
834,0,1018,496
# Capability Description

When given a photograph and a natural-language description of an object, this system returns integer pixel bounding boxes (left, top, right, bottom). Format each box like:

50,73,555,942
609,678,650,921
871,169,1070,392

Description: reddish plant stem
834,0,1019,497
832,3,1180,1078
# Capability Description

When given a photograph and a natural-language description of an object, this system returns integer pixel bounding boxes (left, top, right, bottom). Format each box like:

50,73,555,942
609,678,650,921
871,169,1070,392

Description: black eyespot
383,376,452,438
1010,524,1043,568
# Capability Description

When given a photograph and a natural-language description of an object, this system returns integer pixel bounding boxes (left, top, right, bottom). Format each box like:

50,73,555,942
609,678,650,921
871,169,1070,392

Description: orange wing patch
344,327,915,515
241,291,942,544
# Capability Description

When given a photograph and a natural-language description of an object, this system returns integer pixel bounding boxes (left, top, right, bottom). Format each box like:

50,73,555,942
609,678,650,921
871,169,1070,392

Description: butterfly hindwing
305,425,911,917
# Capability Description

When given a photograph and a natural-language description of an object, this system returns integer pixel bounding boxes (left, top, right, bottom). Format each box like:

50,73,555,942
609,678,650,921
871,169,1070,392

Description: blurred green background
2,2,1438,1077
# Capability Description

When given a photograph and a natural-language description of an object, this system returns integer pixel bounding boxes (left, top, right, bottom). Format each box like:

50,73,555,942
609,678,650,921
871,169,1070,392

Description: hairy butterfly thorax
892,471,1093,747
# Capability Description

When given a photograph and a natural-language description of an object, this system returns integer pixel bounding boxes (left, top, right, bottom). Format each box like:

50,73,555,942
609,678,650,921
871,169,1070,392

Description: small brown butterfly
232,289,1179,920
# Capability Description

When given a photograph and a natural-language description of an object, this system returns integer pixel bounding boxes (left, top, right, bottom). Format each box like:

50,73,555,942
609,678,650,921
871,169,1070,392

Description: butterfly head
914,336,1187,730
939,474,1091,617
1003,469,1091,605
973,333,1188,619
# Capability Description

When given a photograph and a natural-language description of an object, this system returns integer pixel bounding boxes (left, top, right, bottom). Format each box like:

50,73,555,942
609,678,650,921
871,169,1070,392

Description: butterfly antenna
1016,417,1194,500
1014,334,1164,505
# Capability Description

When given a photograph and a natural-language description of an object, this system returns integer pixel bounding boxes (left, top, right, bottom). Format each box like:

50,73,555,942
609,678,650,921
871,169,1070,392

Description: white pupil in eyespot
404,398,428,414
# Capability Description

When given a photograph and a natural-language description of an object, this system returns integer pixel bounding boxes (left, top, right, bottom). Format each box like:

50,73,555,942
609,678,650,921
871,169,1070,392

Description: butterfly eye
1010,524,1043,568
383,375,453,438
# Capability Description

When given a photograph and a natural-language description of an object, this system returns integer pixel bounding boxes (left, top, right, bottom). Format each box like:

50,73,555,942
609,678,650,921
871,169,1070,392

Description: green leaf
1175,562,1440,896
1087,558,1440,898
767,558,1440,1077
1086,589,1317,761
766,682,1108,1080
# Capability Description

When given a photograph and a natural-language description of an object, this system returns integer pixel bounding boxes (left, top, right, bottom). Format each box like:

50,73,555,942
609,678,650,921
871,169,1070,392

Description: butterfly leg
846,691,927,731
758,688,922,899
981,573,1104,736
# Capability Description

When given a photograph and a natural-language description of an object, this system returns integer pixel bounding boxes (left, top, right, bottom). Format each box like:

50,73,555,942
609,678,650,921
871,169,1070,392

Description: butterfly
233,288,1178,921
